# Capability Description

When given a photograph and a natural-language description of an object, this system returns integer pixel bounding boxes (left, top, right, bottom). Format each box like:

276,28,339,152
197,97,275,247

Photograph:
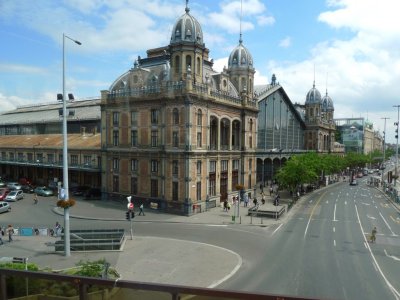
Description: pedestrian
33,193,38,204
261,192,265,205
0,226,3,245
370,227,377,243
55,222,61,237
139,203,145,216
269,186,273,196
244,195,249,207
260,183,263,193
223,199,228,211
6,224,14,242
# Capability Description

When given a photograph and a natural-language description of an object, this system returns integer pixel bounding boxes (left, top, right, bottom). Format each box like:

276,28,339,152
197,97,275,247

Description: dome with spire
305,82,322,105
321,91,334,111
228,37,254,69
170,3,203,46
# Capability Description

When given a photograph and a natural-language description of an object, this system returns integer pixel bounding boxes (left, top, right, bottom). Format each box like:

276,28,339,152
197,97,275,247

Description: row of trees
275,148,395,193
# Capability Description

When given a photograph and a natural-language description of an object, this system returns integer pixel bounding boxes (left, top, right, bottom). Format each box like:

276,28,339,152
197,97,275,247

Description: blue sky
1,0,400,144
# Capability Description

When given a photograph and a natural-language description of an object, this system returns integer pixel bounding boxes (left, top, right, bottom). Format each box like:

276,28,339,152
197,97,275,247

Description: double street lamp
62,33,81,257
394,105,400,187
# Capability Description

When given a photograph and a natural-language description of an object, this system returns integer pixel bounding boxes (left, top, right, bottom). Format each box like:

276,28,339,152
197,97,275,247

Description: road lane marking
390,215,400,224
361,202,370,206
333,227,335,232
334,239,336,247
333,204,338,222
344,201,347,205
271,223,283,236
304,191,326,239
367,215,376,220
355,204,400,299
379,212,398,236
384,249,400,262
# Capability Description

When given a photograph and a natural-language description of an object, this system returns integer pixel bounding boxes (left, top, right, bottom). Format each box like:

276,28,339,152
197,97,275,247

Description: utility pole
393,106,400,186
381,117,389,184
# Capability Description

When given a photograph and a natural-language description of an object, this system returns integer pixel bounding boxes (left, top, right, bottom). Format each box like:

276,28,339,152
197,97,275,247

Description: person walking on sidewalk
6,224,14,242
33,193,38,204
139,203,145,216
0,226,4,245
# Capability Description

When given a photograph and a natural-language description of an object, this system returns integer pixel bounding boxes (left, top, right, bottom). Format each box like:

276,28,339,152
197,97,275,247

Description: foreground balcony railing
0,268,316,300
0,158,100,172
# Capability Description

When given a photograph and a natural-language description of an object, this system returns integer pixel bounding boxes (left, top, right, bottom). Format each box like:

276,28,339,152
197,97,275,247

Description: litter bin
231,215,235,222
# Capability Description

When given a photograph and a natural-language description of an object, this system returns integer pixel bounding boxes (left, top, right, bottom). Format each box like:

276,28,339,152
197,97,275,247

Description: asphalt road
216,178,400,300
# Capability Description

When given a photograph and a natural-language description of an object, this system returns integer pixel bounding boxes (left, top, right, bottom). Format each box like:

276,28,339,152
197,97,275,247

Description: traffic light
130,211,135,219
125,211,131,220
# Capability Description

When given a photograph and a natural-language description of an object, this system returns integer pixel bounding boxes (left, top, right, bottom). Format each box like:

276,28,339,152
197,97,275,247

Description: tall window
113,130,119,146
249,119,253,131
113,175,119,192
172,160,179,176
249,136,253,148
173,131,179,147
151,160,158,173
174,55,180,74
131,130,138,147
172,182,178,201
113,158,119,172
83,155,91,166
151,179,158,197
186,55,192,69
196,57,201,75
173,108,179,125
221,160,228,172
151,130,158,147
27,153,33,161
197,132,202,147
18,152,24,161
151,109,159,125
196,182,201,200
197,109,202,126
210,161,216,173
131,159,138,172
131,177,138,195
131,111,138,126
196,160,202,175
112,112,119,126
71,155,78,166
249,159,252,171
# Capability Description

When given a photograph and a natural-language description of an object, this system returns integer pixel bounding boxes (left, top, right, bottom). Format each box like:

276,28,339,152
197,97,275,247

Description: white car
5,190,24,201
0,201,11,213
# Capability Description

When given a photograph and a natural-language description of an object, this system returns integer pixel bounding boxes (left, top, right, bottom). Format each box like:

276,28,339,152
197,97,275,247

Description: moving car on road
34,186,54,197
5,190,24,201
0,201,11,213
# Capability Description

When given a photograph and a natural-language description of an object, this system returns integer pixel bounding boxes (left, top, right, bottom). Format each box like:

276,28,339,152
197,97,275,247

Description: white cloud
0,63,47,74
279,37,291,48
257,15,275,26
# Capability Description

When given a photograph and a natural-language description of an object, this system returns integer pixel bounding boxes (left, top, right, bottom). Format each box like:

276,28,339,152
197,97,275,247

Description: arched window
173,108,179,125
249,119,253,131
196,57,201,75
197,109,202,126
175,55,180,74
186,55,192,69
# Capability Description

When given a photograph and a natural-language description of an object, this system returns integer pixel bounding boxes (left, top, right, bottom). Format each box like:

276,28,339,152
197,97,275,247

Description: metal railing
0,268,317,300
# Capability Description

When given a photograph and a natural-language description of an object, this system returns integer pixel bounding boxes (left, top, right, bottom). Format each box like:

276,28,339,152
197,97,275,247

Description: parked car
72,186,90,196
84,188,101,200
0,181,6,188
21,184,35,194
34,186,54,197
7,182,22,190
5,190,24,201
0,188,10,201
0,201,11,213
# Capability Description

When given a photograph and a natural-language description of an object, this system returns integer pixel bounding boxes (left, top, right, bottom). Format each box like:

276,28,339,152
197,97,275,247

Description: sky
0,0,400,144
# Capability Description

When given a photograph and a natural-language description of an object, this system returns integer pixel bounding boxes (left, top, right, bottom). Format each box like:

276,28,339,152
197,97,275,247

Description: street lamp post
62,33,81,257
381,117,389,184
394,105,400,187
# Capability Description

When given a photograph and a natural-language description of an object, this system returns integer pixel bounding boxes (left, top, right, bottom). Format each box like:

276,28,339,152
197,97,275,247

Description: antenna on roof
325,72,328,95
313,64,316,88
239,0,243,43
185,0,190,13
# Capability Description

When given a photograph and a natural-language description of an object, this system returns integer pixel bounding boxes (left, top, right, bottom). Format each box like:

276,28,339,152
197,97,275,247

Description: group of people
0,224,15,244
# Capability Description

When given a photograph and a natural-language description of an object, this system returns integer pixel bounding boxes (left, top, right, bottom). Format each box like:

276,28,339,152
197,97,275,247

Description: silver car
0,201,11,213
5,190,24,201
7,182,22,190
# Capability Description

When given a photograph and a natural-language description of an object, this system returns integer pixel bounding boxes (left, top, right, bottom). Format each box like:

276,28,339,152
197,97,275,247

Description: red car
0,188,11,201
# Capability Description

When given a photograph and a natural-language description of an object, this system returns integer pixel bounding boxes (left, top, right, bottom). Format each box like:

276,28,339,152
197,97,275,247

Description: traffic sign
127,203,134,210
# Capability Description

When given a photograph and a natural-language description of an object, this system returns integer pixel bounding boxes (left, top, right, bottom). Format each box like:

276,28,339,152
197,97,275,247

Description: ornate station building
100,4,258,214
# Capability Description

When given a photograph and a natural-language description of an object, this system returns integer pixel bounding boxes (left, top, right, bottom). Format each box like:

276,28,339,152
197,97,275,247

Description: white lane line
344,201,347,205
271,223,283,236
355,204,400,299
333,227,335,233
384,249,400,262
333,204,338,222
334,239,336,247
379,212,398,237
367,215,376,220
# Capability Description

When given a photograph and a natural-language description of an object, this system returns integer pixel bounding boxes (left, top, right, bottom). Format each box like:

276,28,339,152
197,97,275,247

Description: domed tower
321,89,334,122
304,81,322,123
227,35,255,99
169,1,205,83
